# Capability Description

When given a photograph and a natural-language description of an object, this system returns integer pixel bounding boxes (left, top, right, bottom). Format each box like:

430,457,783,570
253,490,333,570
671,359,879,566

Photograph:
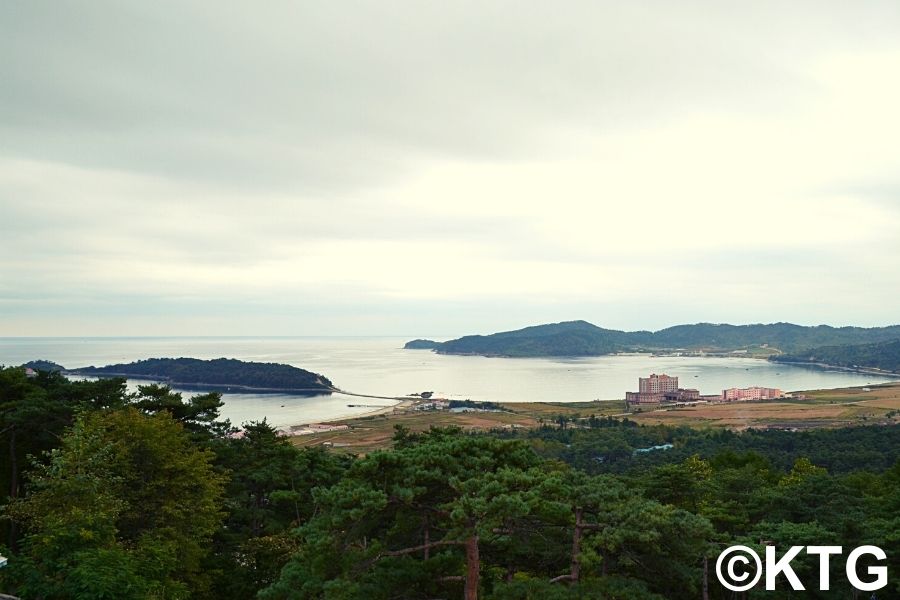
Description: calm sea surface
0,337,893,427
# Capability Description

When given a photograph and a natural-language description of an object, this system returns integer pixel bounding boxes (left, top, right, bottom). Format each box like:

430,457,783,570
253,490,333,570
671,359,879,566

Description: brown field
813,385,900,411
291,409,541,454
501,400,624,418
627,402,857,429
628,382,900,429
291,399,627,454
291,383,900,452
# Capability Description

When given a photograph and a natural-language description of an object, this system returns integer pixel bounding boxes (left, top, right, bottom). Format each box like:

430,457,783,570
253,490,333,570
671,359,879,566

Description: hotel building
722,387,784,401
626,374,698,406
639,373,679,394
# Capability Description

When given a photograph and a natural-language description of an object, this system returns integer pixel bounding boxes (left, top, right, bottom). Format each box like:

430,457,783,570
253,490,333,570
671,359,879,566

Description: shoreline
302,379,900,430
288,382,900,452
57,359,900,431
431,350,900,379
765,360,900,378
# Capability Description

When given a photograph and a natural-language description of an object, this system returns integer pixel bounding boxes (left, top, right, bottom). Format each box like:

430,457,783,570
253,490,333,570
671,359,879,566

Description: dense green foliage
423,319,900,357
498,419,900,475
206,422,351,597
2,365,899,599
772,338,900,373
6,408,226,599
74,357,334,393
0,367,129,548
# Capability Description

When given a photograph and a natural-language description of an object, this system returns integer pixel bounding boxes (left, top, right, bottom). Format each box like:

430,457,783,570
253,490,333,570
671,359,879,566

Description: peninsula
407,320,900,361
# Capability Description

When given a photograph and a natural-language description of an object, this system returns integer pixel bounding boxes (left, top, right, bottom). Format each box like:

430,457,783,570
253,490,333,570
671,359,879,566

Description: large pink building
722,387,783,401
627,374,695,407
639,373,679,394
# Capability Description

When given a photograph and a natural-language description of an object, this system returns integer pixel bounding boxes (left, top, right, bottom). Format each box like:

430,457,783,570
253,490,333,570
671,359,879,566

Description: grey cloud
7,1,894,191
0,169,529,271
4,1,900,335
831,182,900,210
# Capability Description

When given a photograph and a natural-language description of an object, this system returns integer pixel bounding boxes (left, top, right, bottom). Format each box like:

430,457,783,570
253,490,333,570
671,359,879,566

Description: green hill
74,357,334,393
403,339,442,349
436,320,640,357
21,359,66,372
771,339,900,374
417,320,900,358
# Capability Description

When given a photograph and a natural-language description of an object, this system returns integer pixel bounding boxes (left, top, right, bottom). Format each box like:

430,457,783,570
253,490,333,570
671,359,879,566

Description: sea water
0,336,892,426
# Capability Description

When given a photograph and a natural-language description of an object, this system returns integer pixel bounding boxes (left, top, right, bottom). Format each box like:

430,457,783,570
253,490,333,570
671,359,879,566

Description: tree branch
382,539,466,556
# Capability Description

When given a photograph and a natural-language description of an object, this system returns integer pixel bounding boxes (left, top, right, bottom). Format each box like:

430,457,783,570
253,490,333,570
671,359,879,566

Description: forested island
772,338,900,374
408,319,900,361
72,357,334,394
1,366,898,598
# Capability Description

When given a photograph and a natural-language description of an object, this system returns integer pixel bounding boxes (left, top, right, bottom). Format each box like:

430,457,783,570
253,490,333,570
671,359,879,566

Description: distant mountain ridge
74,357,334,394
409,320,900,358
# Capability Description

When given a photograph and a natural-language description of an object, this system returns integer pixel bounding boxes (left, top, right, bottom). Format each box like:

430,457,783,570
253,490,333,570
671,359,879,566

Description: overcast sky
2,1,899,337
